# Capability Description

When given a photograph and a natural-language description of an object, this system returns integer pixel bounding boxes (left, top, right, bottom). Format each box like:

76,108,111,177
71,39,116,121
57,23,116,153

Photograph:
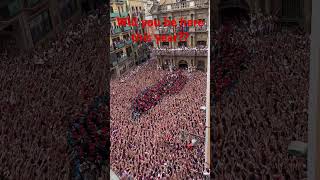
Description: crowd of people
211,25,250,102
67,95,109,179
211,13,309,179
111,59,207,179
0,5,110,180
132,71,187,119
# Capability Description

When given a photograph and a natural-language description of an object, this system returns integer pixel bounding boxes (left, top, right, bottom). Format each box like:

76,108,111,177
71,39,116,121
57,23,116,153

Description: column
308,0,320,179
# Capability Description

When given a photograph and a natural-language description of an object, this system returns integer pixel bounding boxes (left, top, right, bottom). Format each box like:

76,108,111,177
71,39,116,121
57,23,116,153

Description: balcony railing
118,55,128,62
125,39,132,45
195,25,208,32
158,0,208,12
111,28,122,34
133,43,138,48
111,61,118,67
123,26,131,32
115,41,125,48
155,27,174,34
132,12,140,17
152,48,208,56
120,11,129,17
110,12,119,18
176,26,189,32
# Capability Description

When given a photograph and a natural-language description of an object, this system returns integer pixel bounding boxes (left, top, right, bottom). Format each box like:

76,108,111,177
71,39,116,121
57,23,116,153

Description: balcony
110,12,119,18
118,55,128,62
158,0,208,12
111,61,118,67
123,26,131,32
111,28,122,34
120,11,128,17
155,27,173,34
133,43,138,48
176,26,189,32
195,25,208,32
132,12,139,17
125,39,132,45
152,48,208,57
115,41,125,49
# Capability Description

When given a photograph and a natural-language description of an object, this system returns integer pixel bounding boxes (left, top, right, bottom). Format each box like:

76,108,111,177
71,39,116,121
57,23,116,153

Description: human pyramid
132,71,187,119
67,95,109,179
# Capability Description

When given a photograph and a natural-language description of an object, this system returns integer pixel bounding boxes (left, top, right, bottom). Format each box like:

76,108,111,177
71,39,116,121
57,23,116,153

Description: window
178,41,187,47
197,60,205,71
196,41,206,47
161,42,169,47
29,10,52,43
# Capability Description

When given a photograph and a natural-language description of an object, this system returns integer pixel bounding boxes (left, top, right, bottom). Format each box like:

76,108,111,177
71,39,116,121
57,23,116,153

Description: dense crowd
211,13,309,179
67,95,109,179
111,59,207,179
132,71,187,119
0,5,109,180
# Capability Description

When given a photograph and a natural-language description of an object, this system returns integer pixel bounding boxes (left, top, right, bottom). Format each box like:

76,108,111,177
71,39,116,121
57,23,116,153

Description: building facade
143,0,157,41
110,0,150,79
213,0,312,33
151,0,209,72
0,0,105,53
